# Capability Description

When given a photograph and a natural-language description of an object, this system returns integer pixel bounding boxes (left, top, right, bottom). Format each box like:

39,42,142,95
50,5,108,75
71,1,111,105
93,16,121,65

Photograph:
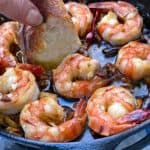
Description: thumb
0,0,43,26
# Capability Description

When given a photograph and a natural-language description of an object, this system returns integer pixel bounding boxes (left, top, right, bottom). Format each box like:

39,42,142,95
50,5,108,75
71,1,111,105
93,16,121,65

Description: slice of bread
24,0,81,69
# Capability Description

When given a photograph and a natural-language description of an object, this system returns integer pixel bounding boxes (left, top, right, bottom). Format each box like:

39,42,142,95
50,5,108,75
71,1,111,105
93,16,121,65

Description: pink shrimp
87,86,150,136
116,41,150,80
65,2,93,37
53,54,108,99
89,1,143,45
0,22,20,70
20,93,87,142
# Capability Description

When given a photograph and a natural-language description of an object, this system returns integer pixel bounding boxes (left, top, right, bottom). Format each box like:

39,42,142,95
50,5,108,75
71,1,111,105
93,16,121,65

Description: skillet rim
0,119,149,147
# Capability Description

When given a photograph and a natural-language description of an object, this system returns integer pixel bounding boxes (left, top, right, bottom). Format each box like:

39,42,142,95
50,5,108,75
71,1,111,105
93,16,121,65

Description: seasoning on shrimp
53,54,109,99
65,2,93,37
87,86,150,136
89,1,143,45
116,41,150,80
0,67,39,114
20,93,87,142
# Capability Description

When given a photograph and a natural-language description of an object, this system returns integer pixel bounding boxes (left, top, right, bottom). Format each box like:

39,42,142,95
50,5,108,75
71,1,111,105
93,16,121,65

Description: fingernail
26,9,43,26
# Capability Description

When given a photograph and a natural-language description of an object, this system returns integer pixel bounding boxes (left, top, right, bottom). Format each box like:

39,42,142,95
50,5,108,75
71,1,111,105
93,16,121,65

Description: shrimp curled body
53,54,108,99
0,67,39,114
20,94,87,142
87,86,150,136
116,41,150,80
0,22,20,69
65,2,93,37
89,1,143,45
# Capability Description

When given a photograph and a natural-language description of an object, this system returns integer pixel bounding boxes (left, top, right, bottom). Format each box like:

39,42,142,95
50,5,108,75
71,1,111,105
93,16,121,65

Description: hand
0,0,43,26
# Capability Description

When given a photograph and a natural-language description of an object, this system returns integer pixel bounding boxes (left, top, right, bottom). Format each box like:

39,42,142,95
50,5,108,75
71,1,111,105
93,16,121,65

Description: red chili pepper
18,63,45,78
86,10,101,47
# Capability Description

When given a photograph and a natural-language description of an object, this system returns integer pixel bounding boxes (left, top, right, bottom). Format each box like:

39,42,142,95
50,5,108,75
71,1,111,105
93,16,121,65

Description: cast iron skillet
0,0,150,149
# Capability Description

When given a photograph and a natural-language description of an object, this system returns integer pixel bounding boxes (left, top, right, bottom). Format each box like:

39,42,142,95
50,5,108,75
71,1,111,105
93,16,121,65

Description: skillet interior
0,0,150,149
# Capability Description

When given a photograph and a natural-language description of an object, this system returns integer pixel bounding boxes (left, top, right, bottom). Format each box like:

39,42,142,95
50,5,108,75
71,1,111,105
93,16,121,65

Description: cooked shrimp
53,54,108,99
87,86,150,136
0,67,39,114
20,93,87,142
65,2,93,37
116,41,150,80
0,22,20,69
89,1,143,45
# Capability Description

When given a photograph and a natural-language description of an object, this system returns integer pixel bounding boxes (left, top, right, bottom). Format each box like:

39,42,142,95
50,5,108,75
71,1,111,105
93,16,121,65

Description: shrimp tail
98,78,111,87
117,109,150,124
91,77,110,90
109,123,136,136
58,99,87,142
75,99,87,118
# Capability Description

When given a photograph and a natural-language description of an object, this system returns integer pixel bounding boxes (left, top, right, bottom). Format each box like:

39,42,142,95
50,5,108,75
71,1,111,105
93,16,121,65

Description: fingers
0,0,43,26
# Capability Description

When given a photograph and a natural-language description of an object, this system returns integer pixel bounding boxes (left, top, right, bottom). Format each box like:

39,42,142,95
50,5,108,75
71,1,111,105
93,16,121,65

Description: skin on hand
0,0,43,26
